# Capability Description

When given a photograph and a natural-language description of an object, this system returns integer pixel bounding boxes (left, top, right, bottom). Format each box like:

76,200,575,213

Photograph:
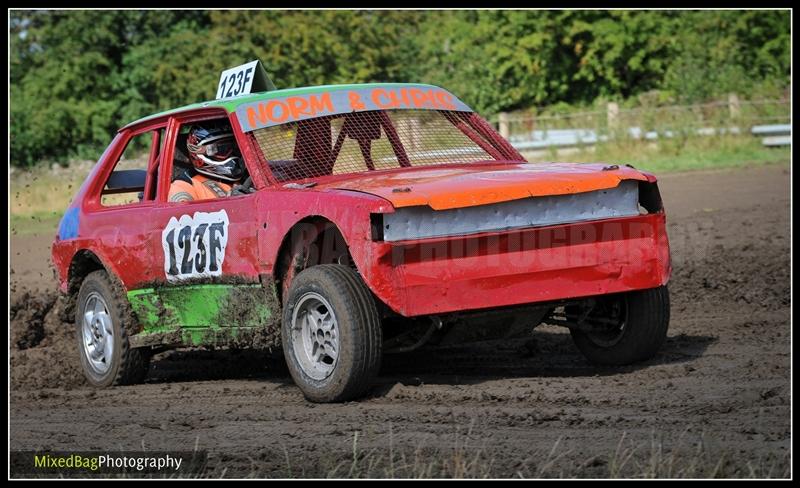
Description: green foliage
662,11,791,103
10,10,790,167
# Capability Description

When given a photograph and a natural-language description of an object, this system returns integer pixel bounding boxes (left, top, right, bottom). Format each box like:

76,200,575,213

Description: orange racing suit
168,173,234,202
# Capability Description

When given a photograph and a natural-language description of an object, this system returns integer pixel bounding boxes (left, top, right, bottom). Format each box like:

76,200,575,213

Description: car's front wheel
569,286,670,365
282,265,382,402
76,270,150,387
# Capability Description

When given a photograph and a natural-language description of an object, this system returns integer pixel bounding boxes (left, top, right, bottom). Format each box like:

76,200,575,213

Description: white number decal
162,210,229,282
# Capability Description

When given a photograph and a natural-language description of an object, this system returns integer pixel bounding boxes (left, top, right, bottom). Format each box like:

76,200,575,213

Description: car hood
316,162,650,210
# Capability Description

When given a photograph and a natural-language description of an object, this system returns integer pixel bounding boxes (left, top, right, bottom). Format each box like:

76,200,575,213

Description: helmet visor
195,155,245,182
187,134,237,159
203,139,236,159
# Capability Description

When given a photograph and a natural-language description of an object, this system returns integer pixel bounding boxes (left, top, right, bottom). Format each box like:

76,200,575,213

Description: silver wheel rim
81,292,114,375
291,292,339,381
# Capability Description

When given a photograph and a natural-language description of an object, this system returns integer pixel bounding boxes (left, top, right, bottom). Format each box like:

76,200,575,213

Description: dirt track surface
9,164,791,478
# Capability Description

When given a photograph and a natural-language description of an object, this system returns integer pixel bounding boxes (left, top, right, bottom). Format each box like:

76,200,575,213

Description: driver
168,121,247,202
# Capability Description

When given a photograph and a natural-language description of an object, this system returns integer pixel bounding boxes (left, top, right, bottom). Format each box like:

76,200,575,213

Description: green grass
532,135,790,173
601,137,789,174
10,212,63,236
10,162,90,218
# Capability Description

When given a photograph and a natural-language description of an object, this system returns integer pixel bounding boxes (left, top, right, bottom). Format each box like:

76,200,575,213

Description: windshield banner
235,85,472,132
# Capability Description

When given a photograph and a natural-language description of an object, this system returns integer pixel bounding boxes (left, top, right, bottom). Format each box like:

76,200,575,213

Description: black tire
281,265,382,402
570,286,670,365
75,270,150,387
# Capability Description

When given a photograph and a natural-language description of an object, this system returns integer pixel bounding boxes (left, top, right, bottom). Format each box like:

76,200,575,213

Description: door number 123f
162,210,230,282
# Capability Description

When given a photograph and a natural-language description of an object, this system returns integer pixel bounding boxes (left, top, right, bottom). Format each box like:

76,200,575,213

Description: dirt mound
10,290,87,390
10,291,54,349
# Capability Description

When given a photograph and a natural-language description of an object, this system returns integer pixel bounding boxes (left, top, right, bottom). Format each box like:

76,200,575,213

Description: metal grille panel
382,180,641,242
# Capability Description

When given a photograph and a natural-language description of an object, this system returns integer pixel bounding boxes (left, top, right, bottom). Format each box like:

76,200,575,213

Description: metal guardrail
751,124,791,147
751,124,791,136
762,136,792,147
505,124,791,152
493,97,791,151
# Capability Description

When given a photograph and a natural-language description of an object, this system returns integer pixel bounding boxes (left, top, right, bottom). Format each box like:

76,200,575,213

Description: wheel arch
273,215,355,305
67,249,110,295
62,249,116,322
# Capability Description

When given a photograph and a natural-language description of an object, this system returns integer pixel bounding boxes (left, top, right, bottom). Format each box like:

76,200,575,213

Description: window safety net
252,110,509,182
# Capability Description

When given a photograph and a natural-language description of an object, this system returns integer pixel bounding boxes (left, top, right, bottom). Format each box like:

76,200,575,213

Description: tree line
10,10,790,167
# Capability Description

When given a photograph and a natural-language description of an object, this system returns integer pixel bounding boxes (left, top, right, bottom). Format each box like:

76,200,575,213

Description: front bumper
364,213,671,317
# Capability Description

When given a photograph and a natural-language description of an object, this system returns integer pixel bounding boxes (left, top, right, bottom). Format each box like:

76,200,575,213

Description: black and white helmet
186,121,244,182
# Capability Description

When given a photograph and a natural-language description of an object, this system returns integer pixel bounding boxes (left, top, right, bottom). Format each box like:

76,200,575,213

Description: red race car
52,79,671,402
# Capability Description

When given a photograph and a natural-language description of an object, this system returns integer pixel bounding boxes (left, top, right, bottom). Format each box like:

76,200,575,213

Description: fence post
498,112,510,139
409,117,421,154
397,118,421,154
606,102,619,132
728,93,741,120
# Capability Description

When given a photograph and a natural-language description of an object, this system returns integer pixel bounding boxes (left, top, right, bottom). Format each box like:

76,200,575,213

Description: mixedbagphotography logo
10,451,208,478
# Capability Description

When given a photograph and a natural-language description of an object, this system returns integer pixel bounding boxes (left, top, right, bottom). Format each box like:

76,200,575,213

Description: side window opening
100,129,162,207
167,117,250,204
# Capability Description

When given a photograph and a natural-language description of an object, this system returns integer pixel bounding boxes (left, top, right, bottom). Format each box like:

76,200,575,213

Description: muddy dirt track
9,164,791,478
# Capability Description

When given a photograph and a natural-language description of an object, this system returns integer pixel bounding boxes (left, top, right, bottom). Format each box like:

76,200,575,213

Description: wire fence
489,96,791,150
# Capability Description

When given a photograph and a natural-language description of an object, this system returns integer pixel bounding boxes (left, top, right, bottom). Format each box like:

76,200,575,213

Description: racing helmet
186,122,244,182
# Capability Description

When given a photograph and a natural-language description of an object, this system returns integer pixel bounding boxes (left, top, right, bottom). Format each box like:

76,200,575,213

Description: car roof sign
215,60,276,100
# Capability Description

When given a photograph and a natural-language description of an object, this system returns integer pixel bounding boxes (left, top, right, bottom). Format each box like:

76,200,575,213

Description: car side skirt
126,283,281,349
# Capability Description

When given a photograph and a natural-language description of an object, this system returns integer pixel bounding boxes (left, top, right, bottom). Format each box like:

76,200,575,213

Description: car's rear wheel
76,270,150,387
282,265,381,402
569,286,670,365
